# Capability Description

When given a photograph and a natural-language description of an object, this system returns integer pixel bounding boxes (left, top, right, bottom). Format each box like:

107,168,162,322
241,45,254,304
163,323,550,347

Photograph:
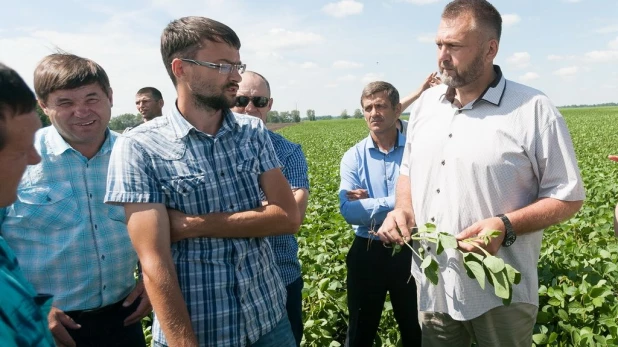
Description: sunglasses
235,96,269,108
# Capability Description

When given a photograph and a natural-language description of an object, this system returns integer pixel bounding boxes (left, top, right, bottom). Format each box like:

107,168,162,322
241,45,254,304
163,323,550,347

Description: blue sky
1,0,617,118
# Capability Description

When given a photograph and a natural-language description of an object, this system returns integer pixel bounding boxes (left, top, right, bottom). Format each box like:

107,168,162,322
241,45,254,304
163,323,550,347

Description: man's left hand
346,189,368,201
122,279,152,326
456,217,506,255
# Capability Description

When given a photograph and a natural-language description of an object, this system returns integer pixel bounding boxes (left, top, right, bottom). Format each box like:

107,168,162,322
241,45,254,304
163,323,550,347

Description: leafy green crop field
275,106,618,347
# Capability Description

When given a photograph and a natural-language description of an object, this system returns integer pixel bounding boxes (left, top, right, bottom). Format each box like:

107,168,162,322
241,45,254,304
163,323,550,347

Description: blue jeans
286,277,304,346
250,315,296,347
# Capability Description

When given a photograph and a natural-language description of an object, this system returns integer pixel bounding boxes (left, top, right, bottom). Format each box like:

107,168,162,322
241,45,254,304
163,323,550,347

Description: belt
65,298,126,320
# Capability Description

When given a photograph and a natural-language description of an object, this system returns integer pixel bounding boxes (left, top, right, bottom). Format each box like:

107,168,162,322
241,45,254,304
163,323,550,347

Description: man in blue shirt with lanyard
0,54,150,347
339,81,421,346
0,62,54,346
231,71,310,346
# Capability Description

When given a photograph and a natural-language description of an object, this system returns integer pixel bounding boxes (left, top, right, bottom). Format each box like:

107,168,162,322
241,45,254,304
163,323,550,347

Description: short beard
441,51,484,88
193,93,233,111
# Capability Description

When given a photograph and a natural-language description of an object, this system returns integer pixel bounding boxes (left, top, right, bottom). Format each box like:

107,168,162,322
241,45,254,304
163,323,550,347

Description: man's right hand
346,189,369,201
48,306,80,347
376,208,416,245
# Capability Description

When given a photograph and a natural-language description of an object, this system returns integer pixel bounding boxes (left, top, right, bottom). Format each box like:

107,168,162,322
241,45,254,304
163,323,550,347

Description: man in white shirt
377,1,584,346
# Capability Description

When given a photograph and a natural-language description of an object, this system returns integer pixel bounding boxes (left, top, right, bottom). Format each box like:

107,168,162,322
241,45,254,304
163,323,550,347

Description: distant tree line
559,102,618,108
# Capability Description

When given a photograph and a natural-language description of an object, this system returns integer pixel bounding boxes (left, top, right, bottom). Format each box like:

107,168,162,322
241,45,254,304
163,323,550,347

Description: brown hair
442,0,502,42
360,81,400,109
161,16,241,86
33,53,111,103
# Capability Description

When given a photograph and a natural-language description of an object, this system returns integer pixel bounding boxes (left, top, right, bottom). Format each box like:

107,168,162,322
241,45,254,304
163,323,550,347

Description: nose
438,45,449,64
230,67,242,84
245,101,257,112
74,103,90,118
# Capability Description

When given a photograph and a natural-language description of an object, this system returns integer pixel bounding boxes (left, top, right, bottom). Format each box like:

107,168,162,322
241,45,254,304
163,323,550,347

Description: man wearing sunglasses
105,17,299,347
231,71,310,346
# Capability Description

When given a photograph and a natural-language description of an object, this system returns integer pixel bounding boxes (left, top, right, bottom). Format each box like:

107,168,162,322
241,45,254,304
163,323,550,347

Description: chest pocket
9,182,82,230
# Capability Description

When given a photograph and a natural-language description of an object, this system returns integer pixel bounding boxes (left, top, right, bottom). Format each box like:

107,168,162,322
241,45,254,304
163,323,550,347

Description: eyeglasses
179,58,246,74
235,96,269,108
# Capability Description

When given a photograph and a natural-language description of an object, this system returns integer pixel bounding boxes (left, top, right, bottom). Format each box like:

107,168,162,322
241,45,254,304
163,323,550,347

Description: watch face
504,232,516,247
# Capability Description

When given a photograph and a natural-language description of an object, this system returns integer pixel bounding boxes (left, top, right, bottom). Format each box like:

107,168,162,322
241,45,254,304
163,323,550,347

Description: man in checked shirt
105,17,300,346
231,71,310,346
0,54,150,346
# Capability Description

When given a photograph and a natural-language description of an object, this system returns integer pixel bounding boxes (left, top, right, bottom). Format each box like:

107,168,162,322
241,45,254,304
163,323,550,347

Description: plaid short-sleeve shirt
105,106,287,346
265,131,309,286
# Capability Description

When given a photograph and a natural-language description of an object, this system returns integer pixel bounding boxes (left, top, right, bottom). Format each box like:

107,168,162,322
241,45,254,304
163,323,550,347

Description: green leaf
568,301,586,314
438,233,458,251
532,333,548,344
420,255,432,269
483,256,505,274
391,243,402,256
436,238,444,255
487,270,509,300
463,254,486,290
424,258,440,285
504,264,521,285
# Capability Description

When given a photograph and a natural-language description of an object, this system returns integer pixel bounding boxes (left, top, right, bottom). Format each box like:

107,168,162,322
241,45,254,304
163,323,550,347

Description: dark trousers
65,298,146,347
286,276,304,346
345,235,422,347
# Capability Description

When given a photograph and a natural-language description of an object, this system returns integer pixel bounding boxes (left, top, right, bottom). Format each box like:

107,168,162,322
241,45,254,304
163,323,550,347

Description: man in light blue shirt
339,81,421,347
0,53,150,347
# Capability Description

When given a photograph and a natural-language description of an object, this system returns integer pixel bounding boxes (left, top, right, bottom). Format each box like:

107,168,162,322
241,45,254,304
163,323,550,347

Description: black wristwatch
497,214,516,247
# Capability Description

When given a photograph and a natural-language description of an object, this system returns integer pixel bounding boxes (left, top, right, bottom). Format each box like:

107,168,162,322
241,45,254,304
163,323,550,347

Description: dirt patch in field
266,123,298,131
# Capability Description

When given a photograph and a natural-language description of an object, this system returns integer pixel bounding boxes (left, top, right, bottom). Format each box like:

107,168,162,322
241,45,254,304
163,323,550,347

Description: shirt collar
46,126,113,156
366,129,404,152
169,101,238,138
441,65,506,108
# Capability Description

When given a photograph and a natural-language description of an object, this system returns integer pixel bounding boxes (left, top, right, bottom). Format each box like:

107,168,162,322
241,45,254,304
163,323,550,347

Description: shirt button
220,172,225,177
436,189,440,194
94,224,98,230
103,285,106,290
101,255,105,260
229,204,234,209
89,193,93,199
448,134,453,138
441,160,445,165
431,217,435,222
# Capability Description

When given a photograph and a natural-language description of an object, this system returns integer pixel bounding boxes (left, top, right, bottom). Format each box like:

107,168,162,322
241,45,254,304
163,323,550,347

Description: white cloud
502,14,521,27
337,74,357,82
596,25,618,34
519,72,539,82
332,60,363,69
325,82,339,88
584,50,618,63
300,62,318,69
245,28,324,52
506,52,531,69
553,66,579,77
401,0,440,4
417,33,435,43
361,72,385,84
547,55,564,61
609,37,618,50
322,0,364,18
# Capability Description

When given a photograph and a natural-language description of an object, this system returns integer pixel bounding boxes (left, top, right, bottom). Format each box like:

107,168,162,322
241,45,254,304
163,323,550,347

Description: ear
486,39,499,62
38,99,48,113
395,102,402,118
267,98,273,111
171,58,185,82
108,87,114,108
158,99,165,108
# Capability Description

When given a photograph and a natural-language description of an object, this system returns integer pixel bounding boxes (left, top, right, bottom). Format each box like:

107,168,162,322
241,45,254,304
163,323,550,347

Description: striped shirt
0,127,137,311
0,236,55,346
401,65,585,320
339,132,406,239
105,106,287,346
266,130,309,286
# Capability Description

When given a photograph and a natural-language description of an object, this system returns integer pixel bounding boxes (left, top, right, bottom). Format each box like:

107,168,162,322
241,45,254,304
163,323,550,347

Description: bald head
231,71,273,122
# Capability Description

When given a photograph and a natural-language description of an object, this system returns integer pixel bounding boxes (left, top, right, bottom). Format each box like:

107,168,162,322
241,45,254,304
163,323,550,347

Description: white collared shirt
401,66,585,320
